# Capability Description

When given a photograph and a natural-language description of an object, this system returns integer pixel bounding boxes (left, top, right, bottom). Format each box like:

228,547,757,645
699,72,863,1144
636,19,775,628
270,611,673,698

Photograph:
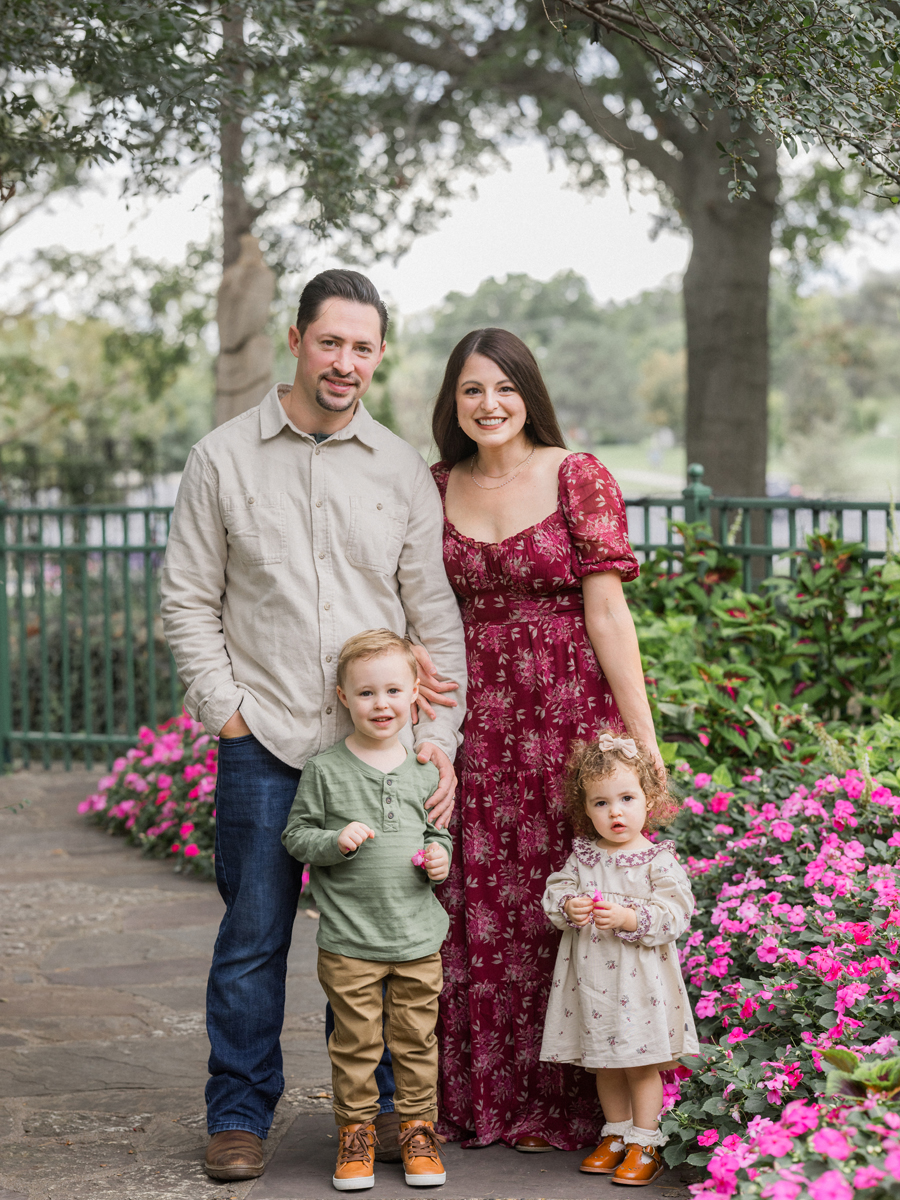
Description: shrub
661,725,900,1195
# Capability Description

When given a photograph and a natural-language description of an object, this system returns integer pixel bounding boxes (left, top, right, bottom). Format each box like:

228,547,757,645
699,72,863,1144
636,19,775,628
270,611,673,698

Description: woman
422,328,660,1152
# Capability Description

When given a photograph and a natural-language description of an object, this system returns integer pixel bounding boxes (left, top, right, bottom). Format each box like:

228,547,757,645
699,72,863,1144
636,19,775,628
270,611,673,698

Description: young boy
281,629,452,1192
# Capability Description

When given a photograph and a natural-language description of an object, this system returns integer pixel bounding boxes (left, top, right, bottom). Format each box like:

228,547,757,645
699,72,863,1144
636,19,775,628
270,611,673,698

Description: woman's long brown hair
432,327,567,466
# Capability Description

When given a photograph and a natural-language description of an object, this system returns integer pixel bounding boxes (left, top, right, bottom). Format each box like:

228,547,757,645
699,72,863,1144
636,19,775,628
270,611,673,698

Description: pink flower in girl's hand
411,849,427,868
592,889,603,903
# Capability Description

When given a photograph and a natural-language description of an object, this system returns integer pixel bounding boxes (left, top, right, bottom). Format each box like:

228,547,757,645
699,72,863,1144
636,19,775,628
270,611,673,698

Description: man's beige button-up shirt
160,385,467,769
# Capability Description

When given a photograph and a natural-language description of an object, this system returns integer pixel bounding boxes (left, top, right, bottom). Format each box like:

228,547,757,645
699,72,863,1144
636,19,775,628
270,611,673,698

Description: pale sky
1,141,899,317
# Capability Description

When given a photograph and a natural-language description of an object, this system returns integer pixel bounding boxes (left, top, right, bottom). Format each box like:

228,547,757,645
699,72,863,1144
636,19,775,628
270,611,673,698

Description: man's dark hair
295,269,389,342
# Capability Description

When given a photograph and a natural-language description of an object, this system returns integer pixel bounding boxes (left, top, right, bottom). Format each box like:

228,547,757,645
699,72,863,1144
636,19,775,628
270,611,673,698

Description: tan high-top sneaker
332,1122,376,1191
398,1120,447,1186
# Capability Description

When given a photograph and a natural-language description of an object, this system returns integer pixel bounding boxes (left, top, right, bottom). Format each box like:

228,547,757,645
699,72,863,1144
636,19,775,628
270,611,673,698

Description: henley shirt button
388,813,394,819
386,778,394,786
326,706,333,715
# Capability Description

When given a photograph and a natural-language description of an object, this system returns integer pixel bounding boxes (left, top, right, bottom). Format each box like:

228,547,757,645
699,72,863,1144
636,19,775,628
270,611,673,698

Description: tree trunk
680,119,779,498
215,4,273,425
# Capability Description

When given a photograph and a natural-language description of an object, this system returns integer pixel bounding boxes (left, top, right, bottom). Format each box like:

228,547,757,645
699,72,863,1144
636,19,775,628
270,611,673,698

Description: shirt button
386,778,394,787
318,552,325,560
376,503,383,510
326,706,332,715
324,603,330,611
248,496,255,504
387,812,394,819
315,448,321,455
325,655,332,663
316,501,322,508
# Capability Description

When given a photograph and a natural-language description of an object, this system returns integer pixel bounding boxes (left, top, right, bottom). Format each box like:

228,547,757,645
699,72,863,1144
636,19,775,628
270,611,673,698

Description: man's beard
315,374,360,413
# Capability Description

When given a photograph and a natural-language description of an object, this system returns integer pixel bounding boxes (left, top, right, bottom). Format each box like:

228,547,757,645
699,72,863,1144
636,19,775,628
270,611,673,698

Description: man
160,269,466,1182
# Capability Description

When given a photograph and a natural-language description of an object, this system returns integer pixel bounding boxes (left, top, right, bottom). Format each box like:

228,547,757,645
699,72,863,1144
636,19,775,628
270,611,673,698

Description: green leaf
711,764,734,788
823,1048,860,1071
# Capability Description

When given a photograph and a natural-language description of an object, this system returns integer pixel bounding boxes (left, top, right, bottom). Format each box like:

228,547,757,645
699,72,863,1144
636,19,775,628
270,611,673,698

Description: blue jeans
206,734,303,1138
206,733,395,1138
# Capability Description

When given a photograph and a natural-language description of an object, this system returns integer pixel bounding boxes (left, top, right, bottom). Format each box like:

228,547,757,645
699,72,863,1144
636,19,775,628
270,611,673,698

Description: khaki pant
317,949,443,1127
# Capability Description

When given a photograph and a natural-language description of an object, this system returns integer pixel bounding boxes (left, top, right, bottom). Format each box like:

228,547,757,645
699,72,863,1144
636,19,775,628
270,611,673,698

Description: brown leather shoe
580,1134,628,1174
333,1123,376,1191
611,1143,664,1186
399,1119,447,1185
204,1130,264,1180
514,1135,554,1152
373,1110,402,1162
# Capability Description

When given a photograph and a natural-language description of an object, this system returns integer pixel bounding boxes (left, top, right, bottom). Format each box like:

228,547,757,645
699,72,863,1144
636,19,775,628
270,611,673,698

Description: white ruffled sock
626,1124,667,1149
599,1119,631,1150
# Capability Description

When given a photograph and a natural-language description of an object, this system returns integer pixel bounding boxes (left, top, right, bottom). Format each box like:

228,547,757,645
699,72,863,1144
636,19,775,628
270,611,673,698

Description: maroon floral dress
431,453,640,1150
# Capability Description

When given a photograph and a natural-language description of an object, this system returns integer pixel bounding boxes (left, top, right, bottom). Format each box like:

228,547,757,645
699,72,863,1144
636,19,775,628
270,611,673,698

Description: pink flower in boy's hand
411,849,427,868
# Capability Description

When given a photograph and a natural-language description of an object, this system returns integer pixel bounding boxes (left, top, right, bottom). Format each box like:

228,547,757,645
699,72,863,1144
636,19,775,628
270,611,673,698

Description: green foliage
630,523,900,769
559,1,900,197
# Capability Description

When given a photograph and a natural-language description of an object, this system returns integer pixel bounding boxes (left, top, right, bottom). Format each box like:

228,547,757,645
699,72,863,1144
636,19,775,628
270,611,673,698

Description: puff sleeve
616,850,694,947
558,453,639,582
542,852,584,931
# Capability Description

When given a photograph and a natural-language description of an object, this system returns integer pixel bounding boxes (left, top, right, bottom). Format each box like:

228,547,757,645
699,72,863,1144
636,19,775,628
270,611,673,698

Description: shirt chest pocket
222,492,286,566
346,496,405,575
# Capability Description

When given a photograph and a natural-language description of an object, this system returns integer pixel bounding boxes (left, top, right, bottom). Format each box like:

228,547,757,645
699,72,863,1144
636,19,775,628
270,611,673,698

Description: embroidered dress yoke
431,452,640,1150
540,839,699,1070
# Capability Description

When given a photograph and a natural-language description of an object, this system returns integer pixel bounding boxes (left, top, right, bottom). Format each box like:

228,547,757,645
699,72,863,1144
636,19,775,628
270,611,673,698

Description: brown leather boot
580,1133,628,1174
373,1110,402,1162
611,1143,664,1186
204,1130,265,1180
398,1119,447,1186
333,1123,376,1191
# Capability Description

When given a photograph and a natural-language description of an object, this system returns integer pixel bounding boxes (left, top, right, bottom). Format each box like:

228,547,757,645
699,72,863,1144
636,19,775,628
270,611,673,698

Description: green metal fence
0,503,181,770
0,464,896,768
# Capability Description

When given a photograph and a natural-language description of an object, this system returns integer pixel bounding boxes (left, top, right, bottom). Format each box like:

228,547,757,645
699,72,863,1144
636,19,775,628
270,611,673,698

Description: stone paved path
0,768,691,1200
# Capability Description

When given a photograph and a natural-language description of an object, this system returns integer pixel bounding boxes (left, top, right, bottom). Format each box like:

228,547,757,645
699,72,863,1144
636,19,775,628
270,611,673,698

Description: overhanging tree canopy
556,1,900,195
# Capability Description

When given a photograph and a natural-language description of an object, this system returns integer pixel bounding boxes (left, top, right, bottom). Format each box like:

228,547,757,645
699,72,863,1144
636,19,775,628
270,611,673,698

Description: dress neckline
436,453,579,549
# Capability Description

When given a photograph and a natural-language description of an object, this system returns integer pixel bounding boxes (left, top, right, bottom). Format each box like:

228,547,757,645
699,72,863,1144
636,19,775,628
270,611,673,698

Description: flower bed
662,725,900,1196
78,713,218,878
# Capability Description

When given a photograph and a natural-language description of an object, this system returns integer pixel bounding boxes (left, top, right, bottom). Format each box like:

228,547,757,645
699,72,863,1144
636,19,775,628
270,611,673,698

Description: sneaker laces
398,1123,446,1164
338,1126,377,1166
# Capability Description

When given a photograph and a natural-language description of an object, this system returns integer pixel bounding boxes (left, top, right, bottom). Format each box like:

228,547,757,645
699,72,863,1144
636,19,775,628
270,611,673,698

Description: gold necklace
470,445,536,490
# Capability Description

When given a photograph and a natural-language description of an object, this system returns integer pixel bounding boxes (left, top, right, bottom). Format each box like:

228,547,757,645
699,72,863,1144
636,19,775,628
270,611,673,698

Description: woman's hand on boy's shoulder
423,842,449,882
337,822,375,855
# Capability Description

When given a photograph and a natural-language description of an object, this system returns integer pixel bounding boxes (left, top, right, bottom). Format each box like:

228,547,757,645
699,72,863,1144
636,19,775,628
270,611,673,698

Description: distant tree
331,0,898,495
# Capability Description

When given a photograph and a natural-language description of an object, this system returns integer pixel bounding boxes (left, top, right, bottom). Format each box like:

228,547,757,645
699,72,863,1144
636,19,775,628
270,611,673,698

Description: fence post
683,463,712,525
0,501,10,772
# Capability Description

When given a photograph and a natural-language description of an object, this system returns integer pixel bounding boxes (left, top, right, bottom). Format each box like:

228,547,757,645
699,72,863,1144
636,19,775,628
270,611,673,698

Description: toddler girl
539,731,698,1187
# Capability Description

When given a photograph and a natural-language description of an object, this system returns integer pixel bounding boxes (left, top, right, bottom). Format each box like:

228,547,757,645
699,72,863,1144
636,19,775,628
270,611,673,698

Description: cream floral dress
539,838,699,1070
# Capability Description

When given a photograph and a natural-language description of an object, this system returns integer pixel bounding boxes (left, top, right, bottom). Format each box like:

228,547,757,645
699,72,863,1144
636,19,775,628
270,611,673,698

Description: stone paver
0,767,331,1200
0,767,693,1200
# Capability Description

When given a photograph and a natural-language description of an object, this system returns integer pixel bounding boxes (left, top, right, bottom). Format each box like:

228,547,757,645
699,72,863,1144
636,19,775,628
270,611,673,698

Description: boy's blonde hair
564,730,678,837
336,629,418,690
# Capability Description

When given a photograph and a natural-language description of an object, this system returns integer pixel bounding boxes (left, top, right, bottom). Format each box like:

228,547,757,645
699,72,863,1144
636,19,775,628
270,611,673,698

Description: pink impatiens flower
780,1100,820,1135
811,1129,853,1160
411,849,427,868
697,1129,719,1147
807,1170,853,1200
183,843,200,858
694,773,712,787
709,790,734,813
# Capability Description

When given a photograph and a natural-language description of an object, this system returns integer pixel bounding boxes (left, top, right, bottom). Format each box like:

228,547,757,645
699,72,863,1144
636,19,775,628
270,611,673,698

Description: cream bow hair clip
596,732,638,758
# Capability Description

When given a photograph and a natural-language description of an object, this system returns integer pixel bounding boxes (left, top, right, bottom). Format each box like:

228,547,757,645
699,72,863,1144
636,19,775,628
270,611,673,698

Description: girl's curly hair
564,732,679,838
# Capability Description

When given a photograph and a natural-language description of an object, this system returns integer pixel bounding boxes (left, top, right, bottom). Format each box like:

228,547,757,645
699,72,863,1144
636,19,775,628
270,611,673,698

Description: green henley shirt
281,740,452,962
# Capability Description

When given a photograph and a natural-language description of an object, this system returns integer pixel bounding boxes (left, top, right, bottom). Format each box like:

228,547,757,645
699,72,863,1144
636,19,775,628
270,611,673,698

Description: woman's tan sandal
611,1143,664,1186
